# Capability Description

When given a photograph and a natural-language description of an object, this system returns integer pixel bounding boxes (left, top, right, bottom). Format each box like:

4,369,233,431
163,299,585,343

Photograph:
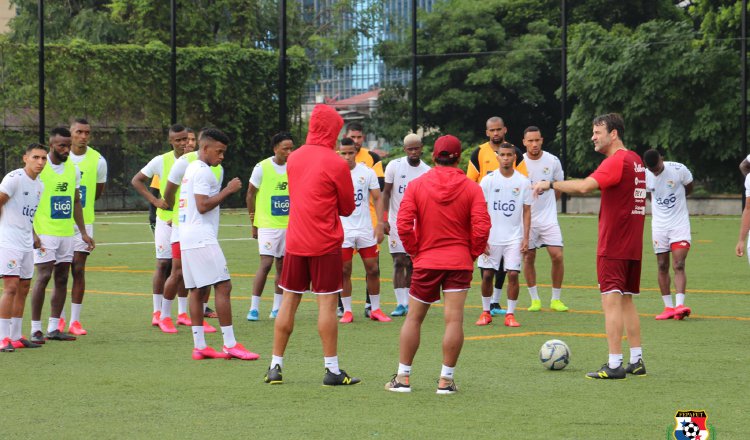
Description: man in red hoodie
384,135,491,394
264,105,360,386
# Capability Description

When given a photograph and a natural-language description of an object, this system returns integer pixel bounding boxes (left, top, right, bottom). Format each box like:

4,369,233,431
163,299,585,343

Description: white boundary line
98,237,255,246
97,222,251,227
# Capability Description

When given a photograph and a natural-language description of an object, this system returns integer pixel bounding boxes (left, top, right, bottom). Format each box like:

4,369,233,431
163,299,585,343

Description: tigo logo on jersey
50,196,72,219
671,410,713,439
271,196,290,216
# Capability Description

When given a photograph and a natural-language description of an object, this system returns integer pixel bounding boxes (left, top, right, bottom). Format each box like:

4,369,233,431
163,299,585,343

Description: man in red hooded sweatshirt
384,135,491,394
264,105,360,386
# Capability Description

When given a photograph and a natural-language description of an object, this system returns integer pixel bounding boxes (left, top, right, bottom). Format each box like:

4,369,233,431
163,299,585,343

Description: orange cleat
203,321,217,333
223,343,260,360
655,307,677,320
504,313,521,327
369,308,392,322
192,346,230,360
176,313,192,326
151,311,161,326
475,311,493,326
339,311,354,324
57,317,66,332
673,305,691,320
158,317,178,334
68,321,88,336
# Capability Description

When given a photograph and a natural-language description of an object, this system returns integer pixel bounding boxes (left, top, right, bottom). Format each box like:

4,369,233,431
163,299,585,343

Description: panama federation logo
511,187,520,197
671,410,713,439
390,239,397,248
357,176,366,185
666,179,676,189
6,259,17,269
542,166,550,175
264,242,272,250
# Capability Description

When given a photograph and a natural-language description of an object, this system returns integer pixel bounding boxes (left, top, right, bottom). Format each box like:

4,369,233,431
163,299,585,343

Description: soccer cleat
203,321,217,333
490,303,506,316
204,307,218,318
68,321,88,336
223,343,260,360
323,368,361,386
384,374,411,392
364,305,371,318
57,317,66,332
527,299,542,312
151,311,161,326
390,304,408,317
673,305,691,320
264,365,283,384
246,309,259,321
625,358,647,376
176,313,192,326
30,330,46,345
586,363,627,380
475,311,493,326
550,299,569,312
370,308,392,322
655,307,677,320
337,307,344,318
11,338,42,349
192,346,230,360
46,330,77,341
1,337,14,352
158,317,178,334
436,377,457,395
504,313,521,327
339,311,354,324
269,309,279,319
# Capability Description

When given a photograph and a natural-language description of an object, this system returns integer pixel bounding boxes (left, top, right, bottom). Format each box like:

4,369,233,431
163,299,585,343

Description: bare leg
398,297,430,365
656,252,671,297
523,249,537,288
622,295,642,348
12,279,32,319
0,277,19,320
272,291,302,356
548,246,564,289
31,262,54,321
672,247,689,295
442,290,467,367
188,287,207,328
601,293,625,355
341,260,353,299
70,251,88,305
213,280,233,327
317,293,339,357
252,255,275,298
49,263,72,318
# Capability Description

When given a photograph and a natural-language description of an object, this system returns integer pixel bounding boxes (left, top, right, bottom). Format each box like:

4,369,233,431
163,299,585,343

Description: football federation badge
672,410,712,439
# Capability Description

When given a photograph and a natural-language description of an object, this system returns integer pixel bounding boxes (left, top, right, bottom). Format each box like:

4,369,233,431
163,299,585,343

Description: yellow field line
466,331,608,341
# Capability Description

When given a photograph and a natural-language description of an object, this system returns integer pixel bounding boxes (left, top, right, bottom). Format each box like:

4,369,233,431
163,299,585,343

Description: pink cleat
158,317,178,334
369,308,392,322
68,321,88,336
192,346,230,360
339,311,353,323
223,343,260,360
504,314,521,327
655,307,677,320
203,321,217,333
151,311,161,326
177,313,192,326
673,305,692,320
57,317,66,332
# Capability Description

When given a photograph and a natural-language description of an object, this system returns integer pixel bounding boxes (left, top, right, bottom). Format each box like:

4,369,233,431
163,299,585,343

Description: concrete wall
561,195,744,216
0,0,15,34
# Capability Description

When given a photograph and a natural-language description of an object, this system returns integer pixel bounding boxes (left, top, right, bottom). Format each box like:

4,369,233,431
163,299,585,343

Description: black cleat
264,365,283,384
323,368,361,386
30,330,46,344
45,330,77,341
203,307,218,318
625,358,647,376
15,338,42,348
436,377,457,394
1,338,14,352
363,305,371,318
586,363,626,380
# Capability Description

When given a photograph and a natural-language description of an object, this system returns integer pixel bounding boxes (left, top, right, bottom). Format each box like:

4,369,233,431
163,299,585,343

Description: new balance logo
342,377,351,384
274,182,288,190
55,182,69,192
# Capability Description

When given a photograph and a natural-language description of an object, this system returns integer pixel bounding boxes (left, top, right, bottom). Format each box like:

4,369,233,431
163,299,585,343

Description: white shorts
73,224,95,253
528,223,563,250
478,242,522,272
181,244,231,289
0,248,35,279
652,225,691,254
387,223,406,254
170,224,180,244
343,229,377,250
34,235,75,265
154,218,173,260
258,228,287,258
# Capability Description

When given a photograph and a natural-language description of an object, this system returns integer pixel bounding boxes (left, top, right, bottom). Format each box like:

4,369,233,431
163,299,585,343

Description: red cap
432,135,462,160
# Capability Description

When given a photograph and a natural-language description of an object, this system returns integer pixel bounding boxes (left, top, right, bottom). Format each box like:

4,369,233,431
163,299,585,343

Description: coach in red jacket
384,134,491,394
266,104,360,386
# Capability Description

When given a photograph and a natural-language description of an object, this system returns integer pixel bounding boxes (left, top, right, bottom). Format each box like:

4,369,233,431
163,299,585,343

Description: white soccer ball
539,339,570,370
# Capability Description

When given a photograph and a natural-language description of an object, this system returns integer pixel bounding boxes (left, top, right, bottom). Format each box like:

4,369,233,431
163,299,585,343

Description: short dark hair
186,127,195,134
200,128,230,145
643,149,661,168
169,123,187,134
592,113,625,140
72,118,89,126
345,122,363,133
435,155,459,165
26,142,48,153
499,141,517,151
271,132,294,148
523,126,541,136
50,127,71,138
340,137,355,147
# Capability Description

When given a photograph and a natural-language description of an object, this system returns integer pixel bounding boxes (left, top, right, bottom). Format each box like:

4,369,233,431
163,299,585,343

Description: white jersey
69,148,108,183
168,154,223,242
249,157,286,189
140,152,177,179
522,152,563,227
480,170,533,245
178,161,222,250
384,157,430,225
341,163,379,232
745,173,750,198
645,161,693,231
0,169,44,251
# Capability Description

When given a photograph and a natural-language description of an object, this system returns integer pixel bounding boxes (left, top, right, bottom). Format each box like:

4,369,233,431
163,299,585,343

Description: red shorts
670,241,691,251
597,257,641,295
171,242,181,259
342,245,378,262
279,252,343,294
410,268,472,304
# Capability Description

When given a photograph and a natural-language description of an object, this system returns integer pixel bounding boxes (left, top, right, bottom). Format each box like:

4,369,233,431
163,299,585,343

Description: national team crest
7,259,17,269
673,410,710,439
264,242,272,250
511,187,520,197
542,167,550,175
357,176,366,184
666,179,676,189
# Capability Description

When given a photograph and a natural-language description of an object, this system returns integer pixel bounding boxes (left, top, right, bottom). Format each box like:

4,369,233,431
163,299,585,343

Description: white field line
98,237,254,246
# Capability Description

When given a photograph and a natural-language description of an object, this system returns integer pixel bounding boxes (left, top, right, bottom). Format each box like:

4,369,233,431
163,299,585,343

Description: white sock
161,299,173,319
675,293,685,307
341,296,353,312
370,294,381,310
629,347,642,364
221,325,237,348
491,288,503,304
481,296,491,312
177,297,188,315
662,295,674,308
10,317,22,340
272,293,283,311
31,320,42,334
398,362,412,376
251,295,261,312
324,356,340,375
271,355,284,369
394,289,403,306
528,285,540,301
203,302,208,312
48,317,60,333
153,294,163,313
0,318,10,340
608,353,623,369
440,364,455,379
71,303,82,323
192,326,206,349
507,299,517,314
551,288,562,301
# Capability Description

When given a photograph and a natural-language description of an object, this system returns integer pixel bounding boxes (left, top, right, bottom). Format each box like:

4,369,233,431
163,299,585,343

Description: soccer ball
683,422,701,439
539,339,570,370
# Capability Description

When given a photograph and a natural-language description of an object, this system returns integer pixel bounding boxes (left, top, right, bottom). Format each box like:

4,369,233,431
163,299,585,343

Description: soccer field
3,211,747,439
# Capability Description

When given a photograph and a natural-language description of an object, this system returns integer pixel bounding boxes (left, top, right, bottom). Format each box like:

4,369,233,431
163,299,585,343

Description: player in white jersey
519,127,568,312
0,144,47,352
477,142,531,327
178,128,259,360
736,154,750,264
643,149,694,320
337,140,389,323
382,133,430,317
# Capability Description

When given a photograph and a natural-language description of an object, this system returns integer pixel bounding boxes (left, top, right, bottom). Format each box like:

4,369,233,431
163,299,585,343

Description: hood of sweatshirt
422,166,470,205
305,104,344,150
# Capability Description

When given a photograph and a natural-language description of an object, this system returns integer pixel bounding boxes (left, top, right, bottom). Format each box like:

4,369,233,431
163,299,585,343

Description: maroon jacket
397,166,490,270
285,105,355,256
